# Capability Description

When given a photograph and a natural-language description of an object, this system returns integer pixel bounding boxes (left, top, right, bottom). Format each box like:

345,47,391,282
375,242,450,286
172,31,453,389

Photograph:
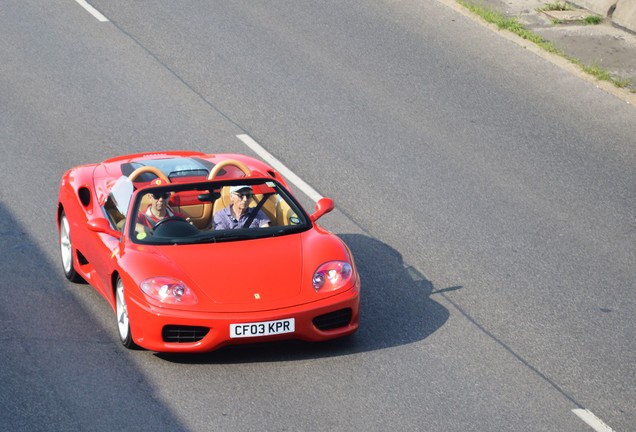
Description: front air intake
312,308,353,331
162,325,210,343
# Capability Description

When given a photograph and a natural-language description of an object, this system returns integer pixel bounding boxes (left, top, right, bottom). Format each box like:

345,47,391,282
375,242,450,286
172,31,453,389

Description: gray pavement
2,1,635,430
464,0,636,94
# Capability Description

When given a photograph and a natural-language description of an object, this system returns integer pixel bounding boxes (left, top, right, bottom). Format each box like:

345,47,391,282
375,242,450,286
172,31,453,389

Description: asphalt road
1,1,634,431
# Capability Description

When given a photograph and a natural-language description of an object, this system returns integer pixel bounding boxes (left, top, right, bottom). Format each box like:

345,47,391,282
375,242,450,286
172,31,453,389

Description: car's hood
153,236,303,308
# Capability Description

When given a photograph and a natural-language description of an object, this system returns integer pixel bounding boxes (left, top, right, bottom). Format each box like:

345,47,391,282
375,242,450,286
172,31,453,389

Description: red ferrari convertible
57,151,360,352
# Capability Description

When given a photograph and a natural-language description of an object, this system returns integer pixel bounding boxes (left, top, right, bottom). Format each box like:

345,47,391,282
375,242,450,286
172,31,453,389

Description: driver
137,191,190,229
213,185,270,229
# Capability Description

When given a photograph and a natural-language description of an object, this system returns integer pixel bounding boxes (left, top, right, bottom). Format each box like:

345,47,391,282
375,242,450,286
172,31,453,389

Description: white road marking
74,0,108,22
572,409,615,432
236,134,323,203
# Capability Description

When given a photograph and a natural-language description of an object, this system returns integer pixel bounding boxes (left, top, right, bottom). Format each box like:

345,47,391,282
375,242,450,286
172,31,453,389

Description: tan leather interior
174,203,212,229
212,186,282,226
130,188,299,230
139,192,154,214
212,186,233,216
172,198,212,230
139,192,212,230
276,199,297,226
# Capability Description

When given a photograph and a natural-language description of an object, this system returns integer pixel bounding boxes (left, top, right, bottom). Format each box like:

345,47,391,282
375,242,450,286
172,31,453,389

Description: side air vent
77,250,89,265
79,187,91,207
162,325,210,343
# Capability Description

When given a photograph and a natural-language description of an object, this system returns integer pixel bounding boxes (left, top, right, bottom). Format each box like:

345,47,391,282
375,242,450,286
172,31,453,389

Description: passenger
213,185,270,229
137,191,190,229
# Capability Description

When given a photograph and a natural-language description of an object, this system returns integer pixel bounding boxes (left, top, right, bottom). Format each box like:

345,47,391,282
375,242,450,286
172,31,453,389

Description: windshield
128,179,310,245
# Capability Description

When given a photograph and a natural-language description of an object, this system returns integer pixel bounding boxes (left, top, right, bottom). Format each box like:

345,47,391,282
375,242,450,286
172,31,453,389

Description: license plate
230,318,295,338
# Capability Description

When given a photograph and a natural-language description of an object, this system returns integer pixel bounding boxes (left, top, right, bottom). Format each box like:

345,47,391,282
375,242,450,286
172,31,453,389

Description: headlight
140,277,198,305
312,261,353,292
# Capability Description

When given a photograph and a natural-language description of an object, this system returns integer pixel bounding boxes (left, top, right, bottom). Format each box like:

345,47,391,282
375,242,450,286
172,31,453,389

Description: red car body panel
57,151,360,353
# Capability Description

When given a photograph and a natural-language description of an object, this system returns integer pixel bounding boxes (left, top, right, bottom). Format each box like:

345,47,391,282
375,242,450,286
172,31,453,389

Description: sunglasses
151,192,170,200
232,192,254,200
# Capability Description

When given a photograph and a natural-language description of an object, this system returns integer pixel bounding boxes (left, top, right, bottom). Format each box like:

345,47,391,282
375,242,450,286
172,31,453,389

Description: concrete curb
613,0,636,32
572,0,615,17
573,0,636,32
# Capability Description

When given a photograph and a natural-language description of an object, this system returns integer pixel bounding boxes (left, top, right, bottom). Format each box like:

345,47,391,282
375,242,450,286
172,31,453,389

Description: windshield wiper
214,232,255,242
187,226,308,244
189,231,255,243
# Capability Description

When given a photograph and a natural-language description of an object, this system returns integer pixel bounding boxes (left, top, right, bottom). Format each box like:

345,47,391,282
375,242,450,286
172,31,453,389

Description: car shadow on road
158,233,451,364
0,203,190,432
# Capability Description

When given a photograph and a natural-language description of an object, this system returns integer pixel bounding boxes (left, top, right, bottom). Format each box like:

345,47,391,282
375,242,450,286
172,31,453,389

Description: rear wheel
59,212,83,283
116,276,139,349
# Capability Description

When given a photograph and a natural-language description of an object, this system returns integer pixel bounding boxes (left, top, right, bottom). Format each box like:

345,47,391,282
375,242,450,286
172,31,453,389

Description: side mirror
87,218,122,239
310,198,335,222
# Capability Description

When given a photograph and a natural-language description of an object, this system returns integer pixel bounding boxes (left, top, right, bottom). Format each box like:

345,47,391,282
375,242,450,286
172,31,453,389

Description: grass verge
457,1,633,91
539,2,573,12
583,15,602,25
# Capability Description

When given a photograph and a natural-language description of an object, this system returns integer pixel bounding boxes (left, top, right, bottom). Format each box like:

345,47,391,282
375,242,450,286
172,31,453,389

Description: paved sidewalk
465,0,636,94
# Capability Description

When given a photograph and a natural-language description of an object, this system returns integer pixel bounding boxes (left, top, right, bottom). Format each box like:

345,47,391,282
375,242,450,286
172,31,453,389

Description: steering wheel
128,166,170,184
207,159,251,179
153,216,189,230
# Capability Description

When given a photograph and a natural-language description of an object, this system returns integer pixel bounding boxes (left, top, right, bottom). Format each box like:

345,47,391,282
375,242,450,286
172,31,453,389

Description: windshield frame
127,178,311,245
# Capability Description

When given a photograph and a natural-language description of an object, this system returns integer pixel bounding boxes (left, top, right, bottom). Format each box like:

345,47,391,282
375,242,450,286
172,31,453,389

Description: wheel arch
57,203,65,228
110,270,121,303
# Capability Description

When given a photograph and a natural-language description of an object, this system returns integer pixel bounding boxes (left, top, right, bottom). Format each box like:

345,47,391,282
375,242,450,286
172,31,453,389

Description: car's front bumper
126,287,360,353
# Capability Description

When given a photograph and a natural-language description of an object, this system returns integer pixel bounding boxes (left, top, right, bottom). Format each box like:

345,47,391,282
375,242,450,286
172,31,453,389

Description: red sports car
57,151,360,352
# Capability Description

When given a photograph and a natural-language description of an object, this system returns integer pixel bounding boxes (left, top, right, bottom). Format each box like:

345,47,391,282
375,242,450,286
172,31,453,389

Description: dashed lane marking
74,0,108,22
236,134,323,203
572,409,615,432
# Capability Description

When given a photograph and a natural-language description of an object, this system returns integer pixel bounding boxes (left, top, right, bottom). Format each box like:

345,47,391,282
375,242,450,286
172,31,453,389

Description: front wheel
115,276,139,349
59,211,83,283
